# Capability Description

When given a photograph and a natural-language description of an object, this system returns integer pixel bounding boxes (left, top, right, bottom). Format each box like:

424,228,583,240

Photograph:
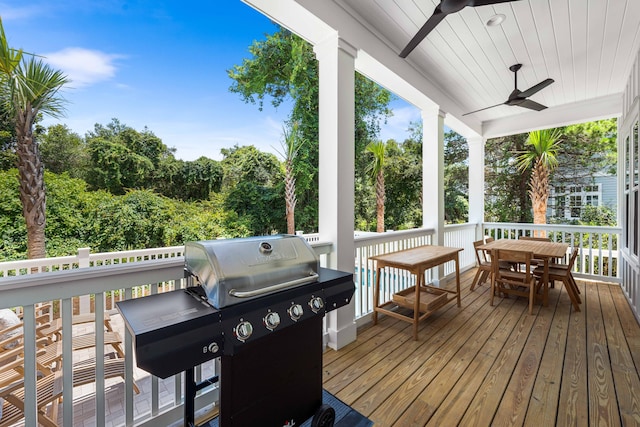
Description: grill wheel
312,404,335,427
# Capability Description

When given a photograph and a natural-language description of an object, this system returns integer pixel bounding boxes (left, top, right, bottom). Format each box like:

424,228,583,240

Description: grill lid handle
228,273,319,298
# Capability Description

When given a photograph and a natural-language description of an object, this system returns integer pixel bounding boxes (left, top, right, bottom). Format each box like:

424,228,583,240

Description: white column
422,108,446,282
467,135,485,240
314,34,357,349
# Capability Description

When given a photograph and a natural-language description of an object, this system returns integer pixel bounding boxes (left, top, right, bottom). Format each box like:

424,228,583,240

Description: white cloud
0,3,43,20
43,47,122,87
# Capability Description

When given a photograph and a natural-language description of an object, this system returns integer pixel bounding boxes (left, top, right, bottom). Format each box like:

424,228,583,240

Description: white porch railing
0,223,624,426
483,222,622,283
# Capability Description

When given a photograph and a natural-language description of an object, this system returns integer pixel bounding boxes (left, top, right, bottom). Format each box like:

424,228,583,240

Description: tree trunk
16,115,47,259
529,158,549,238
376,171,385,233
284,160,296,235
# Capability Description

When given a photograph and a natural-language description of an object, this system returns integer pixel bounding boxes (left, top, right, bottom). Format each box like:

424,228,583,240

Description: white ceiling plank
568,0,588,102
609,0,640,93
527,0,563,105
549,0,575,104
597,0,627,95
585,0,608,98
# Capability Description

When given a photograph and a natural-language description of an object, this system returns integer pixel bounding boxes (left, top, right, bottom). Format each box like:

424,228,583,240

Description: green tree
40,124,88,178
0,18,69,258
485,133,532,223
0,168,26,259
365,141,386,232
220,145,285,235
553,119,617,182
0,103,15,170
383,136,423,229
228,26,392,231
444,130,469,224
579,205,616,226
156,156,223,201
516,129,561,233
85,119,175,194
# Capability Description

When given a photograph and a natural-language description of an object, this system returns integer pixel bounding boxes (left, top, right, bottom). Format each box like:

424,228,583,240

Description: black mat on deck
204,389,373,427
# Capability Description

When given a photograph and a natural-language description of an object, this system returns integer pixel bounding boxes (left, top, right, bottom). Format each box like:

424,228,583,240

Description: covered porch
0,223,634,426
1,0,640,425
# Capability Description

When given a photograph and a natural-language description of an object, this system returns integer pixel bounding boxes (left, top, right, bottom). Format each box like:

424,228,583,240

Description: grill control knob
207,342,219,354
288,304,304,321
309,297,324,313
234,321,253,342
263,311,281,330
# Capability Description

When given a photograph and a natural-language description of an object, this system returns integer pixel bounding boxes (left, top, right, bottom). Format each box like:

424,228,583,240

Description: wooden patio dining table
479,238,569,307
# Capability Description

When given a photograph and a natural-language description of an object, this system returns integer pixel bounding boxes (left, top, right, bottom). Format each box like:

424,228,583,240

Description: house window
552,183,602,219
555,195,566,218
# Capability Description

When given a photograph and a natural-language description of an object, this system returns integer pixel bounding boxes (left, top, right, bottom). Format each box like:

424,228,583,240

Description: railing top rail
89,245,185,258
0,255,79,269
483,222,622,234
444,222,478,230
354,228,435,246
0,258,185,308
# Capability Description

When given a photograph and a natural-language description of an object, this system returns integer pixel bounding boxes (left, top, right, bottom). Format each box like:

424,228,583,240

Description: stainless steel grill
117,235,355,427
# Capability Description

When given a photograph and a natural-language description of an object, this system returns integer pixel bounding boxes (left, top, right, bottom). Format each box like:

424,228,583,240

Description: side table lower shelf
374,285,458,340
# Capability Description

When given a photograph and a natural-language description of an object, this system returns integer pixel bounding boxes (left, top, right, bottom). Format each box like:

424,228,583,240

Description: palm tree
278,122,302,235
0,18,69,258
366,141,386,233
516,128,561,236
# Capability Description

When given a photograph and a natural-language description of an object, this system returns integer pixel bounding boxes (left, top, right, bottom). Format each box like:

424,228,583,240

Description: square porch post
422,108,445,283
314,34,358,349
468,135,486,240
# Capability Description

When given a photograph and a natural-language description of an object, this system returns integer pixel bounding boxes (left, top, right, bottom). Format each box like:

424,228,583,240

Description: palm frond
516,128,561,172
365,141,385,180
11,57,69,118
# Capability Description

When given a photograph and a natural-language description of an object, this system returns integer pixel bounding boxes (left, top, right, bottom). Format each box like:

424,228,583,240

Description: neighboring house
548,174,617,220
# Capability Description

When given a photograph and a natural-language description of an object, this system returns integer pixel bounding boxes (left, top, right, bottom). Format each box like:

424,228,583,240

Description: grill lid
185,235,319,308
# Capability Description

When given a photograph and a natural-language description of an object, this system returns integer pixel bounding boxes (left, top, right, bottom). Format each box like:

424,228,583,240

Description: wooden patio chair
470,239,492,291
38,311,114,341
533,247,581,311
516,235,556,285
0,357,139,427
490,249,541,315
517,235,551,265
1,312,124,374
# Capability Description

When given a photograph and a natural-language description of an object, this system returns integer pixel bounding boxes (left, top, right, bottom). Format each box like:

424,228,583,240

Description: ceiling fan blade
463,102,506,116
470,0,523,6
519,78,554,98
399,6,447,58
518,99,547,111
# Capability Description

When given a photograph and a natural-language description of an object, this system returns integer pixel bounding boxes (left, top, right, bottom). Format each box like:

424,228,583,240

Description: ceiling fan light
486,14,505,27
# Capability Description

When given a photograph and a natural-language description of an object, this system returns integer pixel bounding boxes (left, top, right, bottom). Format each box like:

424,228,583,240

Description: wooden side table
370,245,462,340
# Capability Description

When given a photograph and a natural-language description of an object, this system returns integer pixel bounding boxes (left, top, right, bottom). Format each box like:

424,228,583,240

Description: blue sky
2,0,419,161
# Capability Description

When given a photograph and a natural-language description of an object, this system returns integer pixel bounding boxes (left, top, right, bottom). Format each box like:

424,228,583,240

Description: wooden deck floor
322,268,640,427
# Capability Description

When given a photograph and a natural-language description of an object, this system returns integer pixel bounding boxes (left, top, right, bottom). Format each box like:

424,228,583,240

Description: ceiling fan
399,0,522,58
463,63,554,116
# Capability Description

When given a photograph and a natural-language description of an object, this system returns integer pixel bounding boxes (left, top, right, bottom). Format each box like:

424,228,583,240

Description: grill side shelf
116,289,222,379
